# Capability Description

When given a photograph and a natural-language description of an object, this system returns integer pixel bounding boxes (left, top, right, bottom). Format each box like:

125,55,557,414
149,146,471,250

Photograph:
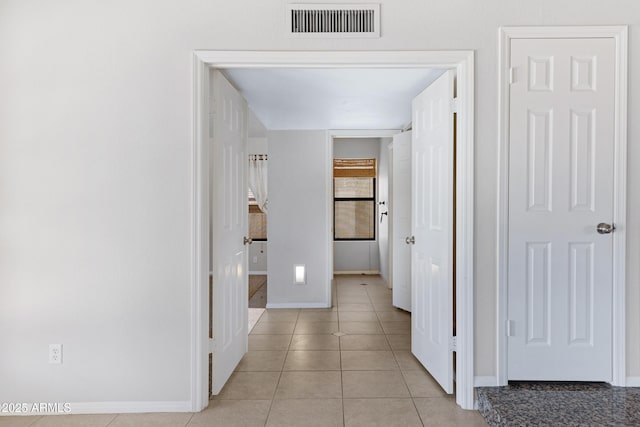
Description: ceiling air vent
287,4,380,38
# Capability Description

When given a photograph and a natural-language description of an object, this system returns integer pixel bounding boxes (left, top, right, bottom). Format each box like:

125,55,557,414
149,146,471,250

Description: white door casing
211,70,249,394
411,70,455,394
507,38,616,381
193,51,475,410
392,131,412,312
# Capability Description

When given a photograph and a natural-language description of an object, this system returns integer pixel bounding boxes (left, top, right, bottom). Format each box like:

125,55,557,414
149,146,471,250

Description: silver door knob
405,236,415,245
243,236,253,245
596,223,615,234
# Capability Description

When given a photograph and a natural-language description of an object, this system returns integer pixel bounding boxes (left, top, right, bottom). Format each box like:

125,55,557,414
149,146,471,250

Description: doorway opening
192,50,475,411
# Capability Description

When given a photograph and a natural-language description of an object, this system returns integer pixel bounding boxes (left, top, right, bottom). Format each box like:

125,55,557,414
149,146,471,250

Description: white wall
378,138,392,284
249,241,267,273
333,138,382,272
266,130,331,307
1,0,639,408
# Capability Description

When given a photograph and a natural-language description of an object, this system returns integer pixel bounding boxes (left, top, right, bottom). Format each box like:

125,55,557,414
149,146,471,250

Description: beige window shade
333,158,377,178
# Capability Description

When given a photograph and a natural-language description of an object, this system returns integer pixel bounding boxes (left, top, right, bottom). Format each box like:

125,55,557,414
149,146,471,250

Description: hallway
200,274,486,426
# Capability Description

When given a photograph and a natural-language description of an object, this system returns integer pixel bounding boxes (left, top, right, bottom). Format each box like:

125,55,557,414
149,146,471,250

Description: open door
391,131,412,312
211,70,249,394
411,70,455,394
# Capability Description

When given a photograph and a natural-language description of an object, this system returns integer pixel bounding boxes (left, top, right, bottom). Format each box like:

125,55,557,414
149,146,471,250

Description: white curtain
249,155,268,213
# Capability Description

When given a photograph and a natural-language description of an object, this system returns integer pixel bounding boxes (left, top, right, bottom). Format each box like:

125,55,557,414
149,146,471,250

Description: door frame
191,50,475,410
496,26,628,386
329,129,399,282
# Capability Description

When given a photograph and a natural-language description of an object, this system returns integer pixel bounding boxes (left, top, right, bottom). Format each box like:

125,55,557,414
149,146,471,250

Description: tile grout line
183,412,196,427
262,316,295,427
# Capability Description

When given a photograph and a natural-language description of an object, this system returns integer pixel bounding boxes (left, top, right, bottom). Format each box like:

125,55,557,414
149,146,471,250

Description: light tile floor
2,275,486,427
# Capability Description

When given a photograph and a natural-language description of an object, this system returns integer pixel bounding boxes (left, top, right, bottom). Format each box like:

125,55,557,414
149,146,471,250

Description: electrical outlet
253,256,258,264
49,344,62,364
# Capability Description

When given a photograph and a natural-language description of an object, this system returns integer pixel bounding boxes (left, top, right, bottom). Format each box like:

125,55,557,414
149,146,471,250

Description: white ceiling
223,68,446,130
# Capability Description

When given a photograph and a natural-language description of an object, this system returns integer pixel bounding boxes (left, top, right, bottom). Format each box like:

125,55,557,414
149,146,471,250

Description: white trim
192,50,475,410
326,131,334,307
266,302,331,309
496,26,628,387
334,270,380,275
190,53,209,412
1,401,192,416
249,270,268,275
626,377,640,387
454,51,475,410
474,376,498,387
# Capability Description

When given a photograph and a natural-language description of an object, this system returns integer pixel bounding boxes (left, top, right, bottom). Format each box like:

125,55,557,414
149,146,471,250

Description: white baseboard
626,377,640,387
474,376,498,387
266,302,330,309
0,401,193,416
249,271,267,275
333,270,379,275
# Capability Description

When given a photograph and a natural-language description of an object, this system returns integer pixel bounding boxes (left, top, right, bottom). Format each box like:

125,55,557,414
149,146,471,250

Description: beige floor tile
297,311,338,322
289,334,339,350
367,293,392,302
267,399,343,427
293,322,339,335
366,290,392,299
283,351,341,371
341,351,399,370
275,371,342,399
338,311,379,322
248,334,291,350
381,321,411,335
216,371,280,400
339,321,384,335
250,321,296,335
235,351,287,371
188,400,270,427
338,303,374,312
375,310,411,322
258,309,300,322
0,417,41,427
342,370,410,398
338,295,372,304
394,351,425,371
343,398,422,427
372,301,396,311
386,334,411,350
305,306,338,312
108,413,193,427
402,370,447,397
30,415,116,427
340,335,390,351
414,397,487,426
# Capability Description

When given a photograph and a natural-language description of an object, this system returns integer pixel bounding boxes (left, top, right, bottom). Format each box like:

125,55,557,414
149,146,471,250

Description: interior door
411,70,455,394
211,70,249,394
508,38,615,380
392,131,412,312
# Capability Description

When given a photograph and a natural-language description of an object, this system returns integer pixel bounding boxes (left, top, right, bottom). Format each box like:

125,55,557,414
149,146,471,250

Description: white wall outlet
253,256,258,264
49,344,62,364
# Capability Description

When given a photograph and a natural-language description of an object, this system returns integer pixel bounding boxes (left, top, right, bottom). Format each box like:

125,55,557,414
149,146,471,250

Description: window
248,189,267,240
333,158,376,240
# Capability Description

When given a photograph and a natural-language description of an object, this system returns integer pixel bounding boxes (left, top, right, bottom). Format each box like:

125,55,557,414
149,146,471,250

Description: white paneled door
392,131,412,312
211,70,249,394
411,70,455,394
508,38,615,380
